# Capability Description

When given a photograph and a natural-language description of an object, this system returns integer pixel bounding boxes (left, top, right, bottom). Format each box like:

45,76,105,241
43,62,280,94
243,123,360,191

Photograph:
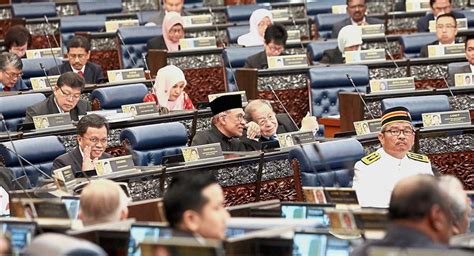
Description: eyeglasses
2,70,23,79
436,24,456,30
58,87,81,100
267,44,284,53
222,113,245,122
257,113,277,126
82,136,107,144
383,129,415,136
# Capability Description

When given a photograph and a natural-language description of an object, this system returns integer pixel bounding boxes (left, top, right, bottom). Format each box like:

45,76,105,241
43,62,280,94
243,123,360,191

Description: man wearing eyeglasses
330,0,383,39
417,0,465,33
419,13,458,58
244,24,288,69
352,107,434,208
24,72,90,123
0,52,28,91
53,114,112,176
48,36,105,84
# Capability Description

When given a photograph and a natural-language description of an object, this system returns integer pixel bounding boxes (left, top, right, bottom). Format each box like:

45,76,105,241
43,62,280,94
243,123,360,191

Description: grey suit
244,51,268,69
147,9,191,26
24,94,91,123
331,16,384,39
319,47,344,64
52,147,112,176
447,62,471,86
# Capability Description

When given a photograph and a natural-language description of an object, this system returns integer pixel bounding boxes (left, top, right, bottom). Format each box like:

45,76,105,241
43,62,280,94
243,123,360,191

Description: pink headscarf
153,65,187,110
162,11,184,52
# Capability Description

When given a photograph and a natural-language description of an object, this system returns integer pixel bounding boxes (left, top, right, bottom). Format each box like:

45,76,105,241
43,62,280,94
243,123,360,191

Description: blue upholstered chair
306,0,347,16
183,0,203,9
137,10,157,25
399,32,437,58
288,139,364,187
22,57,64,88
225,4,270,23
0,93,46,132
460,10,474,28
227,25,250,45
381,95,451,126
222,46,262,91
117,26,162,69
77,0,122,15
307,40,337,64
12,2,56,18
91,83,149,111
120,122,188,166
314,13,347,39
0,136,66,187
60,15,107,53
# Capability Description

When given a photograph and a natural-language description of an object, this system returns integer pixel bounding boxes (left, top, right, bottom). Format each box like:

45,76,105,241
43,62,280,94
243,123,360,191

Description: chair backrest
77,0,123,15
288,139,364,187
222,46,262,91
0,93,46,132
137,10,157,25
225,4,270,22
117,26,162,69
227,25,250,44
60,15,107,53
399,32,437,58
91,83,149,110
0,136,66,187
306,0,346,16
314,13,347,39
120,122,188,166
309,65,368,117
381,95,451,125
307,40,338,64
460,10,474,28
12,2,57,18
21,57,64,88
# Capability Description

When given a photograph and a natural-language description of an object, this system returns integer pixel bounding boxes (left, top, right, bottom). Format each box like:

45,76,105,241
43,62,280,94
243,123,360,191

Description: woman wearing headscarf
319,25,363,64
237,9,273,47
146,12,185,52
144,65,194,111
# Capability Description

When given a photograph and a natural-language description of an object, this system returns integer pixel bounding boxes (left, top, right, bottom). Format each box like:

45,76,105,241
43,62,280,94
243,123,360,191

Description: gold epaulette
361,152,381,165
406,152,430,163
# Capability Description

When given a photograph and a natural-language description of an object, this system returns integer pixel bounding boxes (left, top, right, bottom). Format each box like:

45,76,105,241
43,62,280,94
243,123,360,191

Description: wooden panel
429,151,474,189
183,67,226,104
339,92,364,132
89,49,120,77
258,88,309,126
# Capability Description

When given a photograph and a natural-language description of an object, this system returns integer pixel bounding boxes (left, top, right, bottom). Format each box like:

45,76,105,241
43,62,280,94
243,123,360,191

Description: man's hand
81,146,95,171
246,121,261,139
300,112,319,132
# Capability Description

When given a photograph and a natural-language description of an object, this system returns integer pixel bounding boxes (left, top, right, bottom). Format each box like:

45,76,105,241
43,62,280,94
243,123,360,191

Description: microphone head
0,113,4,121
266,84,273,90
345,73,351,79
39,63,45,69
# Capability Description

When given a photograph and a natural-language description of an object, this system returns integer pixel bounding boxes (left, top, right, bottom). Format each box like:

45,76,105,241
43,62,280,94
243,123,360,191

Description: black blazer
48,61,105,84
24,94,91,123
244,51,268,69
331,16,384,39
319,47,344,64
147,35,167,51
52,147,112,175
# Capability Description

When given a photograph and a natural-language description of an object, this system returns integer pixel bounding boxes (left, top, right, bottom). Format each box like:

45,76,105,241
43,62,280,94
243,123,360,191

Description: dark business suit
47,62,105,84
419,40,439,58
52,147,112,176
0,167,15,192
258,113,298,142
24,94,90,123
146,35,167,51
244,51,268,69
331,16,384,39
448,62,471,86
319,47,344,64
147,9,191,26
417,12,466,32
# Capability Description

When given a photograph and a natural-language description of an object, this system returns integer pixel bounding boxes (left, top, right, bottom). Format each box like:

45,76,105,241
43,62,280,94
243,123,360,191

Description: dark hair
67,35,91,52
163,173,217,228
347,0,366,4
5,25,32,51
389,175,450,221
77,114,109,136
430,0,452,7
465,35,474,48
57,71,86,90
0,52,23,71
436,12,457,25
264,24,288,46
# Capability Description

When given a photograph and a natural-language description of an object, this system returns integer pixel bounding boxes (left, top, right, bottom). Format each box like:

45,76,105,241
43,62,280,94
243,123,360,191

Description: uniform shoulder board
407,152,430,163
361,152,381,165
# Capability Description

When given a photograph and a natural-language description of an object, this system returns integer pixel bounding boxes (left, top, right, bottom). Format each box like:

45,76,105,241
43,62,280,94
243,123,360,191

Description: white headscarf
237,9,273,47
153,65,187,110
337,25,363,53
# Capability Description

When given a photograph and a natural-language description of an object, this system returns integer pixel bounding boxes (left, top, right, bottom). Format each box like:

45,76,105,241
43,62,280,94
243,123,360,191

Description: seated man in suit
52,114,112,176
48,35,105,84
244,24,288,69
448,35,474,86
419,13,458,58
331,0,383,39
24,72,90,123
146,0,190,26
163,173,229,240
0,52,28,91
417,0,465,32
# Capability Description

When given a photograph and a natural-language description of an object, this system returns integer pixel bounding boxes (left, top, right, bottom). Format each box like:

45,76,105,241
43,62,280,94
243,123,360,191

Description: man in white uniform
352,106,434,208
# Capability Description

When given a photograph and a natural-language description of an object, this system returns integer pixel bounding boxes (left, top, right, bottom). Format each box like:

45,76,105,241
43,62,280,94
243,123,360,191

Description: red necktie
77,71,84,77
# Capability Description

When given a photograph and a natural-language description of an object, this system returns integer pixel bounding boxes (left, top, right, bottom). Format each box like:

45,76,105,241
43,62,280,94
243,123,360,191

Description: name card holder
94,155,138,176
332,5,347,14
369,77,415,93
429,18,468,32
405,0,430,12
105,19,139,32
182,15,213,28
179,37,217,51
271,9,290,22
208,91,248,106
267,54,308,69
107,68,145,83
181,143,224,164
33,113,73,130
277,131,315,149
428,43,465,58
30,75,60,91
325,209,359,235
345,49,386,63
53,165,77,193
361,24,385,38
422,110,471,128
354,119,382,136
286,30,301,44
26,48,62,59
122,102,159,117
454,72,474,86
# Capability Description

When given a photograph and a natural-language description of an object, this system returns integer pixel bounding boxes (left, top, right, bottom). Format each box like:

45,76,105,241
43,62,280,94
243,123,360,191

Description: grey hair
0,52,23,71
438,175,468,223
211,110,230,125
244,99,273,122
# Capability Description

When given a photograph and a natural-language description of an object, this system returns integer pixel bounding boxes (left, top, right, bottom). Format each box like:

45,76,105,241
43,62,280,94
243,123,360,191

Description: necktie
77,71,84,77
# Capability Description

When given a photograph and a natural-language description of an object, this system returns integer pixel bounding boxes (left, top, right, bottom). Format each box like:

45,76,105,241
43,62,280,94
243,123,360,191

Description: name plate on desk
33,113,72,130
303,187,328,204
354,119,381,135
406,0,430,12
26,48,62,59
107,68,145,82
422,110,471,127
94,155,136,176
179,37,217,50
286,30,301,44
208,91,248,105
105,19,139,32
53,165,76,192
324,187,359,205
122,102,159,117
454,72,474,86
30,75,60,91
428,43,465,58
326,210,358,231
271,9,290,21
361,24,385,38
181,143,223,163
182,15,213,27
267,54,308,69
345,49,385,63
277,131,315,148
369,77,415,92
429,18,468,32
331,5,347,14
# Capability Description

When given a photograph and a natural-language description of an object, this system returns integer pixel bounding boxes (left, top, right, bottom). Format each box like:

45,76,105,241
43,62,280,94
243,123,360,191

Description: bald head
79,179,129,226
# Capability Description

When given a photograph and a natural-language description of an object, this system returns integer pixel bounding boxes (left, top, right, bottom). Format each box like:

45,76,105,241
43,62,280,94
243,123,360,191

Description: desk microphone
266,84,298,129
141,53,150,72
42,16,61,74
43,15,60,48
435,65,455,98
289,10,305,52
346,73,375,119
117,32,138,67
209,7,226,48
39,63,55,93
384,35,401,72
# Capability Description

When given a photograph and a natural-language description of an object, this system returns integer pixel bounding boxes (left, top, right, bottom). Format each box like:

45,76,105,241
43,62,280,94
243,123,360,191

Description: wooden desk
318,117,341,138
